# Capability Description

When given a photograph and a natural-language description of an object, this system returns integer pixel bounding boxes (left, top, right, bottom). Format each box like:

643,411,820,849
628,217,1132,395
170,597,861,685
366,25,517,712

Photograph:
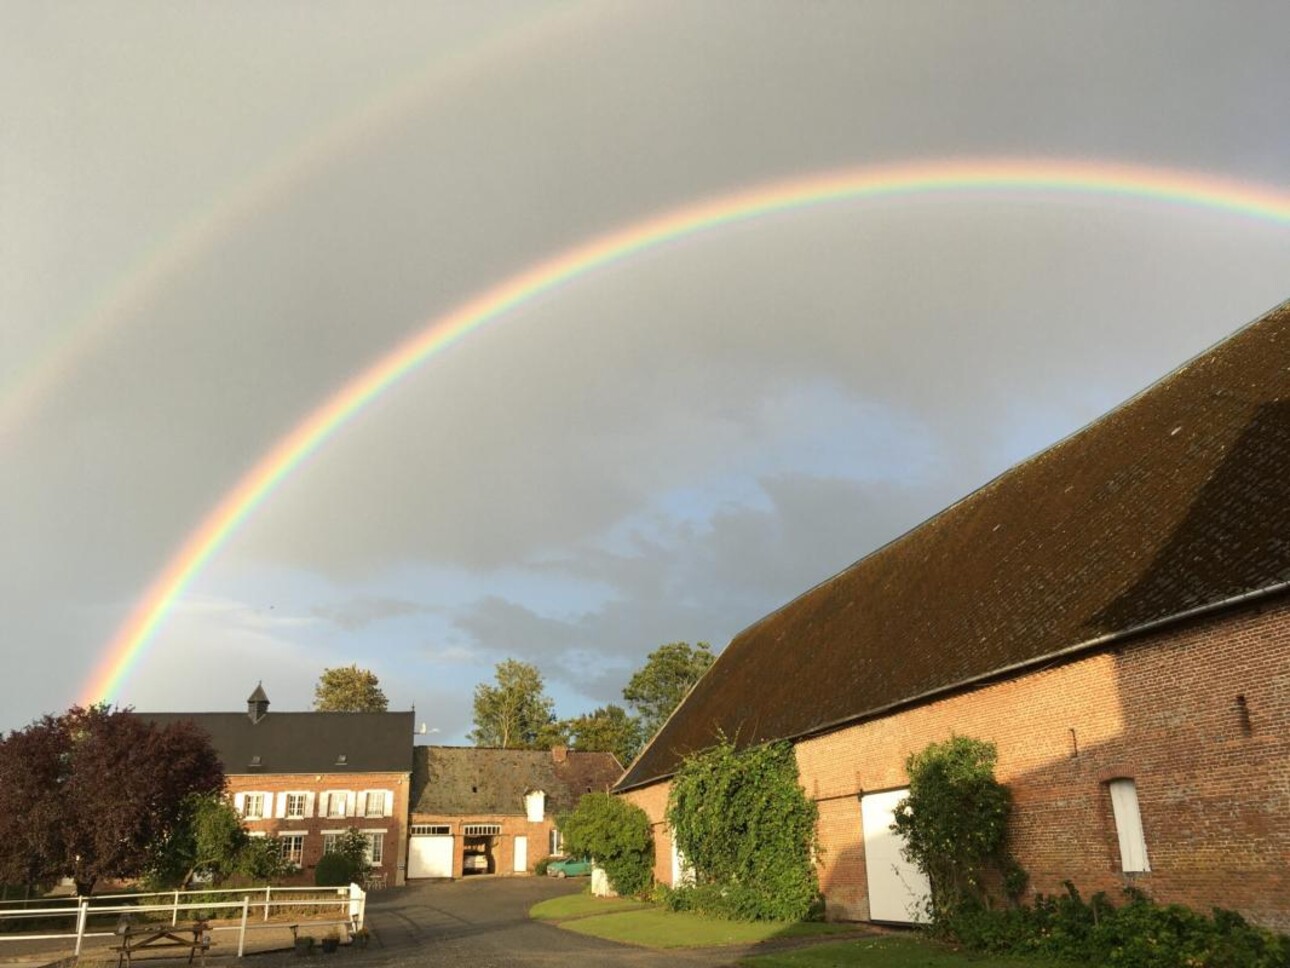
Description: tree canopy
563,704,643,767
314,665,388,712
469,659,556,749
623,641,715,742
0,705,224,894
147,793,287,889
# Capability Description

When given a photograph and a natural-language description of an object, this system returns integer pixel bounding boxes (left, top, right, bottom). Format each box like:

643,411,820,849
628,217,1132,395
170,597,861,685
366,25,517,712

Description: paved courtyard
361,877,827,968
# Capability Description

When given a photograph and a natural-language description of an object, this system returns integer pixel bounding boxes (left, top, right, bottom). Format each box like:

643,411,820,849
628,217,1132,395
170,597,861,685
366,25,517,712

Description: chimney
247,683,269,724
551,744,568,764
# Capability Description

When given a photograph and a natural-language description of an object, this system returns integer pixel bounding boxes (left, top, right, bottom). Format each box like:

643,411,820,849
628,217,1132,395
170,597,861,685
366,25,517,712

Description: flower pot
321,937,339,954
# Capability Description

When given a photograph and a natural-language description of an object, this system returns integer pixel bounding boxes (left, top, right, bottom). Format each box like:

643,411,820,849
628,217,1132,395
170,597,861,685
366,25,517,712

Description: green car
546,856,593,878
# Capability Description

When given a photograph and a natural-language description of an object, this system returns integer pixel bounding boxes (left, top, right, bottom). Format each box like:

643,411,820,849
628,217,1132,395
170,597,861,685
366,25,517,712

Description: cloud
312,596,433,632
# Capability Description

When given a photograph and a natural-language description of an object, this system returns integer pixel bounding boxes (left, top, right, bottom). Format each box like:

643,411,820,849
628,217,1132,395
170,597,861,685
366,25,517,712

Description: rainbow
80,158,1290,705
0,2,598,442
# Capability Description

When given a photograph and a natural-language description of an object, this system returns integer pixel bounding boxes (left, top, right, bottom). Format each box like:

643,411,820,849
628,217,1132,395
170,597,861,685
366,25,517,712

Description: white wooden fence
0,884,366,958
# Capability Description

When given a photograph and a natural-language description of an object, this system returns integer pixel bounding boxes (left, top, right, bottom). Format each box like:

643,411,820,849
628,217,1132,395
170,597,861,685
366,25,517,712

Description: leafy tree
469,659,557,749
314,665,388,712
315,828,369,886
892,735,1016,925
623,641,715,742
558,793,653,896
564,704,643,767
147,794,249,889
0,706,224,895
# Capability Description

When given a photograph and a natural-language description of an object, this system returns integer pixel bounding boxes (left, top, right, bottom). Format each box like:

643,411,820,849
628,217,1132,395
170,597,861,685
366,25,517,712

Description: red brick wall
623,598,1290,930
227,771,410,886
409,813,557,878
619,782,673,885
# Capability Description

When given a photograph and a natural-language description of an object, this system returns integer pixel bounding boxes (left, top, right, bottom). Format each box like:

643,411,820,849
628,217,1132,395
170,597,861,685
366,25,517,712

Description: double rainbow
80,158,1290,705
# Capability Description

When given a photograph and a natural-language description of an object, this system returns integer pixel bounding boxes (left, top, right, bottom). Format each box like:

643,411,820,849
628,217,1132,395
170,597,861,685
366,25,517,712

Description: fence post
172,889,180,926
238,896,249,958
263,885,271,922
73,897,88,956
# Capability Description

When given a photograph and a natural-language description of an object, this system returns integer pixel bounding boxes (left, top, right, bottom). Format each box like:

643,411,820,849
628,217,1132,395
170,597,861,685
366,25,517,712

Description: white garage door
860,788,930,924
408,834,454,878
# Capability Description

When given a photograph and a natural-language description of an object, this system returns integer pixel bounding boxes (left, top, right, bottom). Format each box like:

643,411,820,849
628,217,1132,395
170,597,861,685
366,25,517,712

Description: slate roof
618,299,1290,791
143,708,414,775
411,747,623,816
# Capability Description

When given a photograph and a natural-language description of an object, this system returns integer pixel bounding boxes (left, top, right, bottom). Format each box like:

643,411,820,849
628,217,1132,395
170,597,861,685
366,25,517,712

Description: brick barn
615,300,1290,931
146,686,414,887
407,745,621,879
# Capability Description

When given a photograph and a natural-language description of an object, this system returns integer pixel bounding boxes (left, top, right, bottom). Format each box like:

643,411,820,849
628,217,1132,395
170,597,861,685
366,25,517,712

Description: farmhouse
407,745,621,879
146,687,414,887
616,300,1290,930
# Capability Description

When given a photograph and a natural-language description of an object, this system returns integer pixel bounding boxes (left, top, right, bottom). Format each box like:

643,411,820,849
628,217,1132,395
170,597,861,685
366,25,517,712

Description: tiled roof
143,710,414,774
411,747,622,816
618,300,1290,791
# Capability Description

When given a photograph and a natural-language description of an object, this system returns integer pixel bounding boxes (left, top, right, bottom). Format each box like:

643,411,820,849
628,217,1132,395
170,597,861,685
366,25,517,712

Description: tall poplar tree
469,660,556,749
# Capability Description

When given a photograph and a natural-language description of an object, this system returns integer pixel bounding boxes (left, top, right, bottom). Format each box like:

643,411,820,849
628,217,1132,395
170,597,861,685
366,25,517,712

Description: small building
407,745,621,879
616,300,1290,931
146,686,414,886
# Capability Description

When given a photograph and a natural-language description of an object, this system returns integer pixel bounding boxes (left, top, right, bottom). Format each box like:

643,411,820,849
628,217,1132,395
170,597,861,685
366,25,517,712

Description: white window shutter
382,790,393,817
319,792,330,817
304,792,316,818
275,793,287,819
234,792,246,815
358,791,369,817
1109,779,1150,872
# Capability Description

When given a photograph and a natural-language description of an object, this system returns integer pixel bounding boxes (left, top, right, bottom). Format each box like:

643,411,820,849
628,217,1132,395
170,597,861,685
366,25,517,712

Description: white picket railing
0,884,366,958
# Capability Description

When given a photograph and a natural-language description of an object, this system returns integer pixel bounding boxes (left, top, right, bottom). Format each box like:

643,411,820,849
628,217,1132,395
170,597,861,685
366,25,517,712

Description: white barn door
513,836,528,872
860,788,930,924
408,835,454,878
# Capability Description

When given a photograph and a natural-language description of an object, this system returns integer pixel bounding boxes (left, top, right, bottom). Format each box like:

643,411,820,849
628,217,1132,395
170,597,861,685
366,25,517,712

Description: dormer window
249,755,262,768
335,754,348,766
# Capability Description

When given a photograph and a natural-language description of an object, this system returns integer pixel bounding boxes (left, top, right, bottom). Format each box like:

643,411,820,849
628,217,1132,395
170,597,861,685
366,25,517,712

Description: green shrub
666,739,820,922
892,735,1016,924
533,857,551,877
945,883,1290,968
558,793,653,897
314,852,359,887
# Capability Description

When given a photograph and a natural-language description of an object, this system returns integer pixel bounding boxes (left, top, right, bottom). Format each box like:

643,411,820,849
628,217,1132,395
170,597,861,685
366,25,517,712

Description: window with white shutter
1108,778,1150,873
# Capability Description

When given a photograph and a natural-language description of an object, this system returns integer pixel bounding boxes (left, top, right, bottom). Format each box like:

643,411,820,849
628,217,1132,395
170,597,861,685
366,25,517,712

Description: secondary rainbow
80,158,1290,705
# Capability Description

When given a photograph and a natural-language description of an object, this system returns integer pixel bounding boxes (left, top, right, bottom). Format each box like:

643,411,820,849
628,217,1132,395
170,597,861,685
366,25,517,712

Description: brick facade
408,812,558,879
624,597,1290,931
229,771,411,886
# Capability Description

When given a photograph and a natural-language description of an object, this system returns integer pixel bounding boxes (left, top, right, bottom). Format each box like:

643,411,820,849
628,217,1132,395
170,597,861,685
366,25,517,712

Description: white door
513,836,528,872
408,835,454,878
860,789,930,924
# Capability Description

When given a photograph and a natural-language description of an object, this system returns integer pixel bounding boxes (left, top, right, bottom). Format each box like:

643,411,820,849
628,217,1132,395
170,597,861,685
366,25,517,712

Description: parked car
546,856,592,878
462,853,489,873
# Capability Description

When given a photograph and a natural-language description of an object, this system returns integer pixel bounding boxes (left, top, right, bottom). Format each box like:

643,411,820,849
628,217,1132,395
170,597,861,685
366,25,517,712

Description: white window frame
361,790,391,818
1108,778,1150,873
242,792,267,820
548,828,562,856
363,831,386,866
285,793,308,820
324,791,350,818
278,833,305,867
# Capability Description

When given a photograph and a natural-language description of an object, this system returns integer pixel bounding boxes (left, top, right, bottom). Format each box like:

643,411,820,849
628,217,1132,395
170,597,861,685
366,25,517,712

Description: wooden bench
112,919,212,968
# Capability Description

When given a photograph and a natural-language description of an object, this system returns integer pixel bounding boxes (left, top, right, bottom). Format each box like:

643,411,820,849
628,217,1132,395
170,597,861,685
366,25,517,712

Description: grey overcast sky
4,1,1290,738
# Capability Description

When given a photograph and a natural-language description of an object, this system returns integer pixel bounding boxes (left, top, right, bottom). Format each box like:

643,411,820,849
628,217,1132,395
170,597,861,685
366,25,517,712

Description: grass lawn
528,893,652,921
739,936,1078,967
556,908,856,948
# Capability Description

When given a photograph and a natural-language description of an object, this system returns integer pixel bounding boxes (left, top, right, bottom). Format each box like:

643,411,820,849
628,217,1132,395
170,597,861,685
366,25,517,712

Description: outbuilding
616,300,1290,931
